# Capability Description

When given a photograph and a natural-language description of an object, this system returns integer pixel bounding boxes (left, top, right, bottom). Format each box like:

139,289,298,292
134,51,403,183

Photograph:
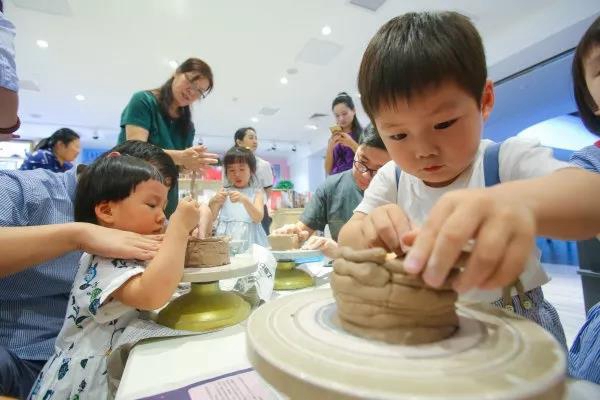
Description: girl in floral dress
28,153,200,399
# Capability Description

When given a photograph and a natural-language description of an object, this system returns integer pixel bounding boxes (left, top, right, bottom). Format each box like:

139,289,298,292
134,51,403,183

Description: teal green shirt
118,91,195,217
299,170,363,241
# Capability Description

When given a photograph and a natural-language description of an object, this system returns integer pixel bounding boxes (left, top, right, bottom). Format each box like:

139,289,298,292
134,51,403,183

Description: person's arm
0,14,19,140
405,167,600,293
273,221,315,241
0,223,162,278
208,189,227,220
230,190,264,223
0,87,18,135
112,197,200,310
324,136,336,174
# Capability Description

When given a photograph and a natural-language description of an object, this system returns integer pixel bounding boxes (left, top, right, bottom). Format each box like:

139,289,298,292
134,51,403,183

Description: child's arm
404,168,600,293
112,197,200,310
229,190,264,223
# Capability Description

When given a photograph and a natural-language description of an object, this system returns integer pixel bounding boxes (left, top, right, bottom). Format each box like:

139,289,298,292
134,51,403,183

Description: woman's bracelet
0,116,20,134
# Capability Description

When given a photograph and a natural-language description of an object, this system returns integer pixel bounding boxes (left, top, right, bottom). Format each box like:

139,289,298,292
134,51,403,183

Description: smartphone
329,125,342,135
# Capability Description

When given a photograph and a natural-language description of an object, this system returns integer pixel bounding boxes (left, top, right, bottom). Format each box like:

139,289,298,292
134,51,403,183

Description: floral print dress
28,253,146,400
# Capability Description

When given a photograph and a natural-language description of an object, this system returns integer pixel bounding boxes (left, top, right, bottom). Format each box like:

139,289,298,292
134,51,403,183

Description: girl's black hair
156,57,213,136
223,146,257,175
234,127,256,146
35,128,79,151
332,92,363,138
572,16,600,135
74,154,165,224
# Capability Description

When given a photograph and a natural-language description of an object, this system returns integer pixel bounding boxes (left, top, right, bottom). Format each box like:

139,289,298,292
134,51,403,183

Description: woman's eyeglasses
184,73,208,99
353,159,379,177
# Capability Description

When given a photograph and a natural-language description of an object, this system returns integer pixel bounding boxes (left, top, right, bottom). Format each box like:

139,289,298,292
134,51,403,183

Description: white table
116,262,600,400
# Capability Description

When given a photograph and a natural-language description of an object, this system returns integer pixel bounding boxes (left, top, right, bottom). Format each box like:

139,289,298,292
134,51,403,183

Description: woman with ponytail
119,57,218,217
20,127,80,172
325,92,363,175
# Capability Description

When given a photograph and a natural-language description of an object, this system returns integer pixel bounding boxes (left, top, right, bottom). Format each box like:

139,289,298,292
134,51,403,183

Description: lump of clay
268,234,300,251
331,247,460,345
185,236,230,268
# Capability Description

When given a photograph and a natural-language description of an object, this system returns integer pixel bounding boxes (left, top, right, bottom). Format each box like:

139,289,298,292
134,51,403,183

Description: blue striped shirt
19,149,74,173
570,141,600,173
569,302,600,384
0,168,79,361
0,12,18,92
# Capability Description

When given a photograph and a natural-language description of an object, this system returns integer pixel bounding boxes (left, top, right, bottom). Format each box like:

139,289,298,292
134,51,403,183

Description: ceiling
6,0,600,158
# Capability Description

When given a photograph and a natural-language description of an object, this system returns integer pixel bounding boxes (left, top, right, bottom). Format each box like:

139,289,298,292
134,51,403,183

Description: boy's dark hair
106,140,178,188
359,123,386,151
572,16,600,135
223,146,257,175
75,155,165,224
332,92,363,137
358,11,487,120
234,127,256,146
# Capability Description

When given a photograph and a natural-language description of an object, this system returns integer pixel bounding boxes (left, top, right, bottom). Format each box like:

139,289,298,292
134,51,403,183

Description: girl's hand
191,203,213,239
404,188,536,293
170,197,201,233
177,145,219,172
301,236,338,258
212,188,228,205
228,191,245,203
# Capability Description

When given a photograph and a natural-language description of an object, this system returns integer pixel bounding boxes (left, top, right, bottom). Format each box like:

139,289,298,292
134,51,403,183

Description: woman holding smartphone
324,92,363,175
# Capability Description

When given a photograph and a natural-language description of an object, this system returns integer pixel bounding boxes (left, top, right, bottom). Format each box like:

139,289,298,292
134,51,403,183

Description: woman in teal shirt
119,57,218,216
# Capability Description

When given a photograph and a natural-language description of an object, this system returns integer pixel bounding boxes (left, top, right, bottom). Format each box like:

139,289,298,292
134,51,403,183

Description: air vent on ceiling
349,0,386,12
259,107,279,116
12,0,72,15
296,39,343,66
19,80,40,91
308,113,328,120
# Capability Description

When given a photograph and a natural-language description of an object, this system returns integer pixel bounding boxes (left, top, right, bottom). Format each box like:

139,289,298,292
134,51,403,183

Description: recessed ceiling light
280,77,288,85
168,60,178,69
251,117,259,123
304,124,318,130
36,40,49,48
75,94,85,101
321,26,332,36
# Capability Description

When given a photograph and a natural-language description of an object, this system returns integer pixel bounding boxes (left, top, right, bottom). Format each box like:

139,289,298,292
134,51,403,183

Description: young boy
338,11,600,346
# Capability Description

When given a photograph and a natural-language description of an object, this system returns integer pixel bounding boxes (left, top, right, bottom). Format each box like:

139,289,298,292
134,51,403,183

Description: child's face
583,45,600,116
374,80,494,187
104,180,168,234
226,162,251,188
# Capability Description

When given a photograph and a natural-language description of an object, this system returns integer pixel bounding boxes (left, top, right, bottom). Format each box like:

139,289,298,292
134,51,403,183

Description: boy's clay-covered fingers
370,205,410,254
332,259,390,287
479,232,534,291
452,216,511,293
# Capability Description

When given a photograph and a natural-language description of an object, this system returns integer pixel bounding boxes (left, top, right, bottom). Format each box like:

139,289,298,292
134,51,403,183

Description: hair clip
106,151,121,158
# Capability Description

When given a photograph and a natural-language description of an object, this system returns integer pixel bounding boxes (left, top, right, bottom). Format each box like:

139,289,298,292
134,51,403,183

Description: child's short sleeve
74,254,145,323
354,160,398,215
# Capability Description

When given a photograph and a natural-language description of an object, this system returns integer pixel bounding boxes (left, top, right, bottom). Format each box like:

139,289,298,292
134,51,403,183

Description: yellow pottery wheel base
157,282,250,332
274,262,315,290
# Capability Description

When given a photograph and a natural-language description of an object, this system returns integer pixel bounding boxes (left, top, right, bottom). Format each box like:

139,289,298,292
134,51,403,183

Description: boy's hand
170,197,201,233
301,236,338,258
403,188,536,293
359,204,411,254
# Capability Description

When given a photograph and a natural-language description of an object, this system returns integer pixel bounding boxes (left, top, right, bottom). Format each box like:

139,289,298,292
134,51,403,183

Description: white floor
542,263,587,347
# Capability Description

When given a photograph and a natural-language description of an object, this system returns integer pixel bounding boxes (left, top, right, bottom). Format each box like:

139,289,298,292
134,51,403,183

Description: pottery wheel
182,254,258,283
246,289,566,400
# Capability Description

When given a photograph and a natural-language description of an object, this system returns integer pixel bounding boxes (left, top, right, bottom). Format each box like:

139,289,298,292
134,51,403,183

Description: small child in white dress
28,152,200,399
209,146,268,251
